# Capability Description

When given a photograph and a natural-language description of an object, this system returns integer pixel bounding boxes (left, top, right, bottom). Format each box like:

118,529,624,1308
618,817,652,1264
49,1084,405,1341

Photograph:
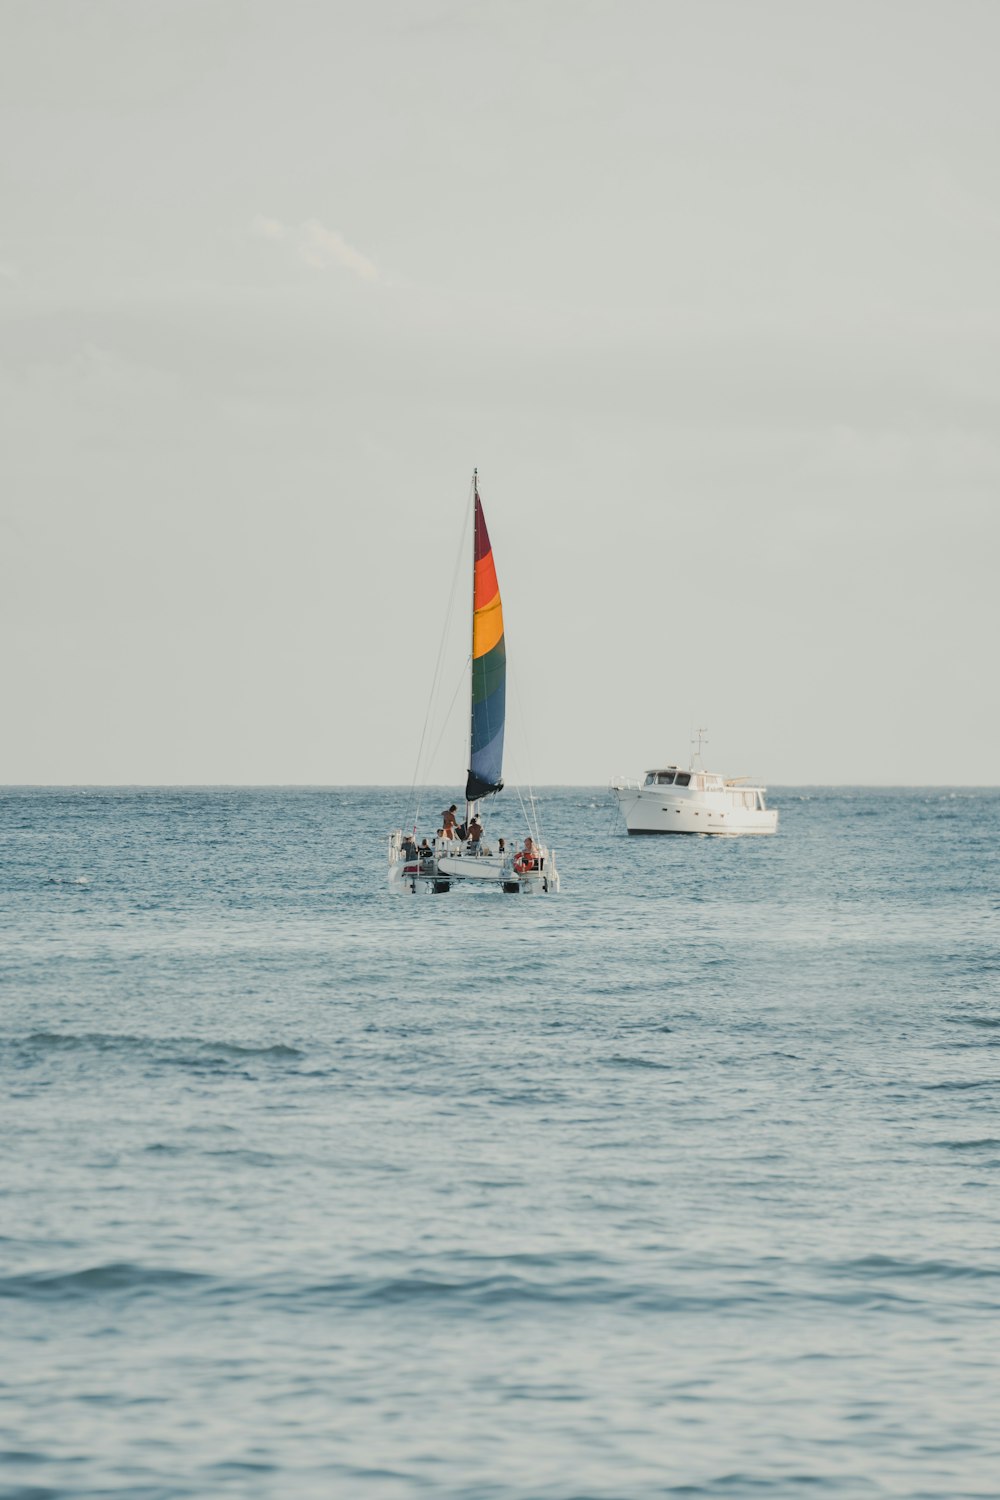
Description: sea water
1,786,999,1499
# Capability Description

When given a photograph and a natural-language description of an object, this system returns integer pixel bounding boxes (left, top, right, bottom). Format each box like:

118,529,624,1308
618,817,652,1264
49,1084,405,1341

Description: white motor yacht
611,735,777,836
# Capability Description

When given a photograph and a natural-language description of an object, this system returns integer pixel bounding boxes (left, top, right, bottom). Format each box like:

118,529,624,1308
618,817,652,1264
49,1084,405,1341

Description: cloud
252,216,287,244
252,216,379,281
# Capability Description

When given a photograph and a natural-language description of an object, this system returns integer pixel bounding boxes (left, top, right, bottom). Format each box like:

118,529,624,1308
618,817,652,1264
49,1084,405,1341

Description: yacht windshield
656,772,675,785
674,772,691,787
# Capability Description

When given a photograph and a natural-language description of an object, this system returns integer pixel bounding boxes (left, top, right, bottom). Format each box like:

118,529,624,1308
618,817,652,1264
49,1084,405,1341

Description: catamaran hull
388,867,557,895
438,857,558,893
387,842,559,894
436,856,508,881
387,865,450,894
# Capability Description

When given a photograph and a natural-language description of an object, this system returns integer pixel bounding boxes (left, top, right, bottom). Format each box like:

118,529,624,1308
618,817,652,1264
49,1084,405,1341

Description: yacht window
675,772,691,787
644,773,656,786
657,772,675,785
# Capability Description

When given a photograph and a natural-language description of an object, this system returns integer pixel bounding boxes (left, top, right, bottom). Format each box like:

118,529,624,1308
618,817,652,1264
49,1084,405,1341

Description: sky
2,0,998,785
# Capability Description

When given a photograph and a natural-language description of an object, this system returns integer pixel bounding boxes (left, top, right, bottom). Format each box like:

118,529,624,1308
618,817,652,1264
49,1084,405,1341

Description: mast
467,468,478,829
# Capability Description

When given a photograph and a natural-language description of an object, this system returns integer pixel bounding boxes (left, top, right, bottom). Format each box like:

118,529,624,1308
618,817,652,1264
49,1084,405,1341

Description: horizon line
3,782,999,792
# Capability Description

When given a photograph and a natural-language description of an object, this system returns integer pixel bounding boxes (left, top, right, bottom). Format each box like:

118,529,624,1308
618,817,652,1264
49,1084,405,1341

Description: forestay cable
406,483,474,830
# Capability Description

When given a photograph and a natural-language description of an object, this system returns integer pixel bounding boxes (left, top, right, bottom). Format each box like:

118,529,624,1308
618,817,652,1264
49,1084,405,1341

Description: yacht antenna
691,727,708,769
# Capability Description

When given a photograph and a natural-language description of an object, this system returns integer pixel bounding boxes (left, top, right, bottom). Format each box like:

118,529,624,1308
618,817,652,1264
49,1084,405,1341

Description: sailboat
388,472,560,895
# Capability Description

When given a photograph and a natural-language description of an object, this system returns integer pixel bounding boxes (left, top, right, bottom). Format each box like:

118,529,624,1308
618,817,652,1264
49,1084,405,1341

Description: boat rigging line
406,479,474,830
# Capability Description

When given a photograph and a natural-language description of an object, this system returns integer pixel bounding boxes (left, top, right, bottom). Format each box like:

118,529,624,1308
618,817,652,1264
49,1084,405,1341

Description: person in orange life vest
514,837,538,874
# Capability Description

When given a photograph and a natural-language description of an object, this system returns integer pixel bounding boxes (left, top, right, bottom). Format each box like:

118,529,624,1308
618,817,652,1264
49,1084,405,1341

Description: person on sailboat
513,837,538,873
467,815,484,852
442,805,459,840
401,833,418,860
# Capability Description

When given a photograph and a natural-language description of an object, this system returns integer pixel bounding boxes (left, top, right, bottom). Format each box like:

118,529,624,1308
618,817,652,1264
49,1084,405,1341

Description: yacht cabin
642,768,768,812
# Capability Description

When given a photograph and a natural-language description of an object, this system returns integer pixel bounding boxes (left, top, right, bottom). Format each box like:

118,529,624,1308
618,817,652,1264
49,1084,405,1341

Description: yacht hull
612,786,778,837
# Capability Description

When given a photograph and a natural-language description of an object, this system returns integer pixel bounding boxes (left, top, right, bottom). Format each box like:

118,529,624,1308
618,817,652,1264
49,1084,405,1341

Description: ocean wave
930,1136,1000,1152
277,1272,794,1314
606,1054,676,1071
4,1258,994,1317
12,1032,303,1063
826,1253,1000,1282
0,1482,62,1500
239,1271,993,1315
921,1077,999,1092
205,1147,280,1167
0,1262,211,1300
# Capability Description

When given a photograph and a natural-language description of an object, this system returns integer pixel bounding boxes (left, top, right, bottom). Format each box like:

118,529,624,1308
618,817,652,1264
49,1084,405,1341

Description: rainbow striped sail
466,477,506,801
